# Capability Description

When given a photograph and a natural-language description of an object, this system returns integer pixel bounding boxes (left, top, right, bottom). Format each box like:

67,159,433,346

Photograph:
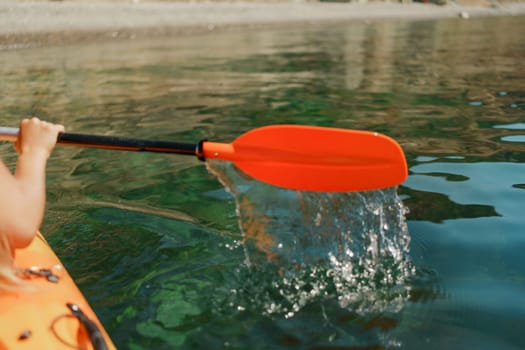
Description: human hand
15,117,65,158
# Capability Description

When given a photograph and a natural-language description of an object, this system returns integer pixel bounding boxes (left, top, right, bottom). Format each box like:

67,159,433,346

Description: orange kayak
0,232,115,350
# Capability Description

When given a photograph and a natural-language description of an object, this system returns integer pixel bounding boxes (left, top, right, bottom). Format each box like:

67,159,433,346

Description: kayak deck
0,232,115,350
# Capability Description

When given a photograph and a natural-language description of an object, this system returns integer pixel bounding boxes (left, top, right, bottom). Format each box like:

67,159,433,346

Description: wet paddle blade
202,125,407,192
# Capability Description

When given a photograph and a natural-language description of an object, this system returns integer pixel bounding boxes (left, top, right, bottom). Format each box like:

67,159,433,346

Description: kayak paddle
0,125,407,192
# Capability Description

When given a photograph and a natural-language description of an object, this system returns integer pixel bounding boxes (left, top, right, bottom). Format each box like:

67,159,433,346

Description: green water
1,15,524,349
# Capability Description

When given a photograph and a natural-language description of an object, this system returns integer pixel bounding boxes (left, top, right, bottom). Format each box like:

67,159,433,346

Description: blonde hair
0,233,23,292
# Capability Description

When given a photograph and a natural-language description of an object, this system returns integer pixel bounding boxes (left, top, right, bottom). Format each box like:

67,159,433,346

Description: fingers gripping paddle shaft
0,125,407,192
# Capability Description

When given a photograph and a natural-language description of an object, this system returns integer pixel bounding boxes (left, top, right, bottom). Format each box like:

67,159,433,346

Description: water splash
207,160,415,317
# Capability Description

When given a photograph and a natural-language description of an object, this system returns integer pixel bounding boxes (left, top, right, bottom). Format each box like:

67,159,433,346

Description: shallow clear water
1,15,524,349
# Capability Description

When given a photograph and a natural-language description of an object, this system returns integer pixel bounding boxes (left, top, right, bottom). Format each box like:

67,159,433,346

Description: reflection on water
1,15,524,350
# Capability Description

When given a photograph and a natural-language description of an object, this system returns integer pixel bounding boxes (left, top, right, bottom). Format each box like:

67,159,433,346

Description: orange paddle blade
202,125,407,192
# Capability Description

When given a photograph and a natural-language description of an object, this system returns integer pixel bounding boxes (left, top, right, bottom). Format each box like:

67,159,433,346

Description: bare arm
0,118,64,249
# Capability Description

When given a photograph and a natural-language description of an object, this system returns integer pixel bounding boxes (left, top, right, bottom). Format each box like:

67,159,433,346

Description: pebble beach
2,1,525,48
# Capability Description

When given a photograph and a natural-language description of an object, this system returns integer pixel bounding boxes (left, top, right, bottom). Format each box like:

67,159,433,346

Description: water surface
1,15,524,349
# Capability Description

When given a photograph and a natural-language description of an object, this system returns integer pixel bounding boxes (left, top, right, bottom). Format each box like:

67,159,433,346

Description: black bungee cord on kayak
66,303,109,350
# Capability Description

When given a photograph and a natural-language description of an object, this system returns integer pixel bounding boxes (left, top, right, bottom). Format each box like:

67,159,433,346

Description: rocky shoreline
1,1,525,48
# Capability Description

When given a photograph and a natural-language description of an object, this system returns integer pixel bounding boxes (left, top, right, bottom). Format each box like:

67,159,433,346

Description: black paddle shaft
57,132,203,157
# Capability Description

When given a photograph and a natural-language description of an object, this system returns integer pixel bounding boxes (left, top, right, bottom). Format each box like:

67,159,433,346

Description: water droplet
314,212,322,226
